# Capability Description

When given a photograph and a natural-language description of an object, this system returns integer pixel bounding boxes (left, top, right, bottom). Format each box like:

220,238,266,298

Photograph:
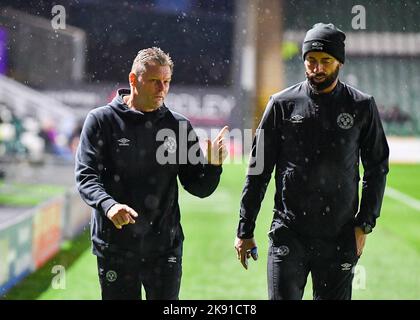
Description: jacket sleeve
237,97,280,239
357,97,390,230
75,112,117,216
178,121,222,198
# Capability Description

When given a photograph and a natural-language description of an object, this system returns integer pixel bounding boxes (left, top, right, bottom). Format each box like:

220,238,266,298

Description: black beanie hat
302,23,346,63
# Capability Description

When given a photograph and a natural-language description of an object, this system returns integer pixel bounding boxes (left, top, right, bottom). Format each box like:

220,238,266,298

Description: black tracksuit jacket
238,80,389,239
76,89,222,259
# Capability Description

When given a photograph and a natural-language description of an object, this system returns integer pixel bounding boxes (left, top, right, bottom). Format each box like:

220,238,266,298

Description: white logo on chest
117,138,130,146
164,136,177,154
290,114,304,123
337,113,354,129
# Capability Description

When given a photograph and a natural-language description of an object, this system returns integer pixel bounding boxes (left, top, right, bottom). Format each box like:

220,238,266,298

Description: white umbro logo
341,263,352,271
117,138,130,146
168,256,177,263
290,114,304,123
311,41,323,50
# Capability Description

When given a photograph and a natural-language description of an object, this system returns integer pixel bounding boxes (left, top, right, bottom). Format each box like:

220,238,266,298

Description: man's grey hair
131,47,174,75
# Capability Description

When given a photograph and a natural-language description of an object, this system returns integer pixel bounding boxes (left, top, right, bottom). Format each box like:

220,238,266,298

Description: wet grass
2,230,92,300
3,163,419,299
0,180,66,206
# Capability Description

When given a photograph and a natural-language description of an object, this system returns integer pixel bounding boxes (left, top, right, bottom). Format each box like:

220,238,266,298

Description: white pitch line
385,187,420,211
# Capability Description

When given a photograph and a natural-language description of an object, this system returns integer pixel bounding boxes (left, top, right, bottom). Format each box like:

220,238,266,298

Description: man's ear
129,72,138,87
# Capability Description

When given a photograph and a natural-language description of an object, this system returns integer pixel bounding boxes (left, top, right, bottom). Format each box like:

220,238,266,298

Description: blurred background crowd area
0,0,419,167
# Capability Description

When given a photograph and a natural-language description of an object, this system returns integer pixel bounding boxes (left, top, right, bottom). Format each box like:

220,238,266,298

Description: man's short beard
306,66,340,92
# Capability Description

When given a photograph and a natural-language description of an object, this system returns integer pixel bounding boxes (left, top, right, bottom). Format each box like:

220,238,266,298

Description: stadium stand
0,7,86,88
282,0,420,136
0,5,91,296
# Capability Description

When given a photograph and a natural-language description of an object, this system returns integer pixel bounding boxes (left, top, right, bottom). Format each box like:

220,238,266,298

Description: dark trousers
96,253,182,300
267,223,359,300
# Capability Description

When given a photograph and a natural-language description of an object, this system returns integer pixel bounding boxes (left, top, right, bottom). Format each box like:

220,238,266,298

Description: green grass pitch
4,163,420,300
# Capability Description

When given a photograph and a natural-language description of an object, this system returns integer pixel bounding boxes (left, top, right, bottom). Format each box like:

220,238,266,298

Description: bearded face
304,52,342,93
306,64,340,91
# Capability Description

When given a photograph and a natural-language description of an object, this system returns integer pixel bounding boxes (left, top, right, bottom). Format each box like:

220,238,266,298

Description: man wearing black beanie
302,23,346,64
235,23,389,300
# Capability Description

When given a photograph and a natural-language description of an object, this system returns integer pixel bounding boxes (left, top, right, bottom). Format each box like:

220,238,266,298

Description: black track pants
267,223,359,300
97,254,182,300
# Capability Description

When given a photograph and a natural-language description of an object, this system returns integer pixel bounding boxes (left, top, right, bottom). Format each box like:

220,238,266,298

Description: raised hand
206,126,229,166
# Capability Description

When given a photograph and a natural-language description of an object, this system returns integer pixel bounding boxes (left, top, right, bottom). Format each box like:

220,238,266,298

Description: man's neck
123,95,157,112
